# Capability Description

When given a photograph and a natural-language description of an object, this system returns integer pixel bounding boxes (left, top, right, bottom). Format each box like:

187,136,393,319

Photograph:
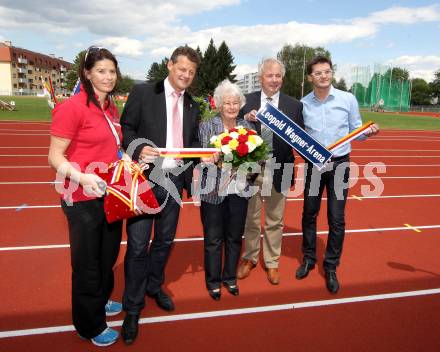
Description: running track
0,121,439,351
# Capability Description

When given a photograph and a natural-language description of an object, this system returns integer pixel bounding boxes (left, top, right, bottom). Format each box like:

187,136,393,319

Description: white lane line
2,176,440,186
1,194,440,210
0,129,50,132
0,120,50,124
0,163,439,169
0,288,439,338
0,181,59,185
352,148,440,152
0,205,60,210
0,133,49,136
4,155,438,158
0,147,48,149
0,166,50,168
2,224,440,251
351,156,440,158
367,138,440,142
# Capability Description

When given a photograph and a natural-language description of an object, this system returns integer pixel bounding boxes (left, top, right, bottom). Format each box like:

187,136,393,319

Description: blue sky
1,0,439,85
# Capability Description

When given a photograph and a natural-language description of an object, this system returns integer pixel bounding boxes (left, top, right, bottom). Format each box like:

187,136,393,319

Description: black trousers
61,198,122,339
122,173,184,314
200,195,248,291
301,155,350,271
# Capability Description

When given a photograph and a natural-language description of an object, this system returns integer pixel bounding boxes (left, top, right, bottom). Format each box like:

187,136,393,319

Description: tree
146,58,168,83
334,78,347,91
277,44,332,99
115,75,135,94
145,39,237,97
65,50,86,91
216,41,236,83
410,78,432,105
188,46,204,96
199,38,218,95
384,67,410,81
430,69,440,101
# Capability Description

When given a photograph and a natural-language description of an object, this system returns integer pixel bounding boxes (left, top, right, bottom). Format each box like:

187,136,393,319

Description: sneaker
105,300,122,316
91,327,119,347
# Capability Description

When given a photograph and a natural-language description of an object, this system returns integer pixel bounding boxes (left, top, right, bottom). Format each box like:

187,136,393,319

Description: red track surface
0,122,439,351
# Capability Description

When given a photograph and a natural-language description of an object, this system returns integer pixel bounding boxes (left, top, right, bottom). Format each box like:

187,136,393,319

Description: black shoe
121,313,139,345
148,289,175,311
325,271,340,294
223,283,239,296
295,262,315,279
208,289,221,301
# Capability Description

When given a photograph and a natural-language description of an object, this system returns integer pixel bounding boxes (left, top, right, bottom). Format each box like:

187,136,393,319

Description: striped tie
261,97,273,156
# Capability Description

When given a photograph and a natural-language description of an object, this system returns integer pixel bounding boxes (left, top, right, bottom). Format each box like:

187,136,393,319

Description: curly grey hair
213,79,246,109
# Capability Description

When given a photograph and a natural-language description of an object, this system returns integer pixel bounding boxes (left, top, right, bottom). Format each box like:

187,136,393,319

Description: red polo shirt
51,88,121,202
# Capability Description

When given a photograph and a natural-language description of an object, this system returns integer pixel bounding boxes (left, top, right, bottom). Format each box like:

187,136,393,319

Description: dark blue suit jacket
239,91,304,193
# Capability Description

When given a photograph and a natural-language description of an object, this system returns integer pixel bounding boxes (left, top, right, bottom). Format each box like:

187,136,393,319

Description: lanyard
103,111,120,147
103,110,124,159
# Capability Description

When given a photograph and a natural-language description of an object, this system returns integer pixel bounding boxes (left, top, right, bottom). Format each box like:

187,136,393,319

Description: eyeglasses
84,46,105,62
310,70,333,77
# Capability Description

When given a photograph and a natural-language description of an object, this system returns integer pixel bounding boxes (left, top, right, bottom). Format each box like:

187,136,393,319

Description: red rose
247,129,257,135
236,142,249,157
238,134,249,143
229,128,238,133
221,136,233,145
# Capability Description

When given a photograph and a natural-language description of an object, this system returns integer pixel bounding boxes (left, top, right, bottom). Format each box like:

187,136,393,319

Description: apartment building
0,41,72,96
236,72,261,94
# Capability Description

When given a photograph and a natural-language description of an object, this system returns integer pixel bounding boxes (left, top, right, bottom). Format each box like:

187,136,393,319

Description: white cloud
97,37,143,58
365,5,440,24
0,0,241,36
385,55,440,82
134,5,440,61
233,64,257,78
122,69,147,81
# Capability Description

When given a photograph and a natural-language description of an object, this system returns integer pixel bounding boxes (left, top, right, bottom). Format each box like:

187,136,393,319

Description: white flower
229,131,239,139
246,141,256,153
221,144,232,155
254,135,263,146
209,135,218,144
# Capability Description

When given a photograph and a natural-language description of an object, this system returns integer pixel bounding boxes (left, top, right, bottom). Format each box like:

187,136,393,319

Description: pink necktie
172,91,183,148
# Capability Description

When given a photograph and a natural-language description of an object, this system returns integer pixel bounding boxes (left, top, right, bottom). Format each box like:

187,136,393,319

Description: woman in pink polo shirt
48,47,123,346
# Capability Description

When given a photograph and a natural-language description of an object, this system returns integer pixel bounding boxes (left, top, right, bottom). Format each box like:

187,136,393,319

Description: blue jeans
301,155,350,271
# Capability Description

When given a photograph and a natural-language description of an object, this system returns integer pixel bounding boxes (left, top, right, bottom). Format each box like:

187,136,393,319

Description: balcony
18,78,29,83
17,68,26,73
18,57,28,64
60,66,67,72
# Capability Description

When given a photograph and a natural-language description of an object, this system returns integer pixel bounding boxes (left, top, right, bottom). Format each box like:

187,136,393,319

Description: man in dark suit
119,46,201,344
236,58,304,285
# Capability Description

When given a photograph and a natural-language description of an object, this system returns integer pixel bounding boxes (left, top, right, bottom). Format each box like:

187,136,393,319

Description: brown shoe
266,268,280,285
237,259,256,279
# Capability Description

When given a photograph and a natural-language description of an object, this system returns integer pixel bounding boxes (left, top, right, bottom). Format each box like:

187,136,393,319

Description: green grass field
1,96,440,130
0,96,53,121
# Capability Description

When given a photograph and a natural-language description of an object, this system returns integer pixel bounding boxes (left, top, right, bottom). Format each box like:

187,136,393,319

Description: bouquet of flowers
209,126,269,168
